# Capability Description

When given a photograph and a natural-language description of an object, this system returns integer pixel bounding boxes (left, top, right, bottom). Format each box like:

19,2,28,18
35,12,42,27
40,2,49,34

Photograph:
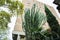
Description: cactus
23,4,47,40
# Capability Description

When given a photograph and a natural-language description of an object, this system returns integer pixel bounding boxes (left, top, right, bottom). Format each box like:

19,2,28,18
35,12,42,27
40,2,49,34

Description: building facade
12,0,60,40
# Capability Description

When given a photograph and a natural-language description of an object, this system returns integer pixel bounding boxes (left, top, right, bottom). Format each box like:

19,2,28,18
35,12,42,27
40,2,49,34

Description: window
53,0,60,5
57,5,60,13
12,34,18,40
20,35,26,40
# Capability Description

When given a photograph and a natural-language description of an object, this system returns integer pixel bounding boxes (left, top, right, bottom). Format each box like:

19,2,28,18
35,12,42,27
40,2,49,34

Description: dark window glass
53,0,60,5
12,34,18,40
57,5,60,13
20,35,25,40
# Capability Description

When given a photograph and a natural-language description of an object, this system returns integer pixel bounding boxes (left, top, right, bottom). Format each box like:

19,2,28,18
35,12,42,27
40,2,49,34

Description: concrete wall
13,16,23,32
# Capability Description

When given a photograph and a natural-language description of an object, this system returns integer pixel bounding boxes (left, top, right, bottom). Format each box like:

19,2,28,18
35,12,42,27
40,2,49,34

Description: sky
37,0,60,17
0,0,60,40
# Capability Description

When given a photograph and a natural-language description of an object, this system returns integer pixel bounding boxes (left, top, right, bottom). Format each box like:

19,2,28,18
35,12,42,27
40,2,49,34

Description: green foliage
6,0,12,4
8,1,18,12
0,0,24,40
0,11,10,40
3,37,8,40
0,0,24,16
23,4,47,40
45,5,60,40
0,11,11,30
16,1,24,15
0,0,5,6
45,5,60,34
8,1,24,16
8,1,24,15
23,4,60,40
45,5,60,32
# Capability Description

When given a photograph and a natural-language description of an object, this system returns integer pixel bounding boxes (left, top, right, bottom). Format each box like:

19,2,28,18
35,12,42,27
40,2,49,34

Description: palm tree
0,11,11,40
0,0,24,40
0,0,24,18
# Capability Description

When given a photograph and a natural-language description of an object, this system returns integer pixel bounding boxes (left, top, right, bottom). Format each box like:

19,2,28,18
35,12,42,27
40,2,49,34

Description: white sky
0,0,60,40
38,0,60,17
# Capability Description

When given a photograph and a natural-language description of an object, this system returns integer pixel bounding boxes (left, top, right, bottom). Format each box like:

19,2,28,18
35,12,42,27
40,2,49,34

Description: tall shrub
45,5,60,40
0,0,24,40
